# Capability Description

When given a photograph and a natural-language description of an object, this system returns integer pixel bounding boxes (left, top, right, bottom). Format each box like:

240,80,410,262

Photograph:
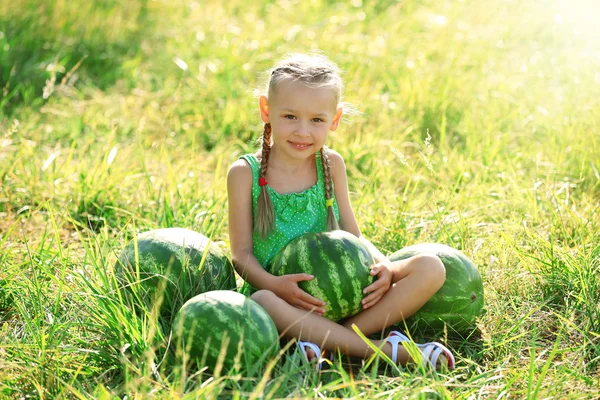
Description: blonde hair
256,53,342,238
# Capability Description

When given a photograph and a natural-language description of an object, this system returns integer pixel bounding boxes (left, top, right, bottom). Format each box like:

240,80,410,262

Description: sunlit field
1,0,599,398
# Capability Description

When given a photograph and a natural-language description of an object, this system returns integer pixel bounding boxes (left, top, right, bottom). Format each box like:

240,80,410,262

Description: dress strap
240,154,260,180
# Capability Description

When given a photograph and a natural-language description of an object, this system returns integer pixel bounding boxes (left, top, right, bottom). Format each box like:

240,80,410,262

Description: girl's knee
413,254,446,287
250,289,277,306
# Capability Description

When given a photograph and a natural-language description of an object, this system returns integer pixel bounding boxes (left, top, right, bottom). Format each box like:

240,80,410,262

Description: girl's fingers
295,299,313,310
361,289,381,306
363,279,382,295
291,273,314,282
362,294,383,309
362,296,373,308
295,299,325,315
298,292,326,313
300,291,325,307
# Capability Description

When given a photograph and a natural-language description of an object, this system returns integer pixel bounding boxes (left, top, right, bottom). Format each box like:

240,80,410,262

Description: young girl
227,53,455,370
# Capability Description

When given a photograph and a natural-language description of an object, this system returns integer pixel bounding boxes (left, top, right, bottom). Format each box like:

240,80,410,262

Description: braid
256,123,275,238
320,147,339,231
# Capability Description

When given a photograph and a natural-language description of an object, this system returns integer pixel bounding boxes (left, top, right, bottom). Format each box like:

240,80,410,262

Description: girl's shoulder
324,147,345,172
325,147,342,159
322,147,348,187
227,155,255,185
238,151,263,165
229,151,262,168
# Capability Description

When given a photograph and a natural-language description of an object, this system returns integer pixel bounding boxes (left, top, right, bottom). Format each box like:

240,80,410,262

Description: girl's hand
361,260,393,309
272,274,326,316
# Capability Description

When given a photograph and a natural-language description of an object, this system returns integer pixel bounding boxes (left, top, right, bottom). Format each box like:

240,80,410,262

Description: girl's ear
330,107,343,131
259,96,270,123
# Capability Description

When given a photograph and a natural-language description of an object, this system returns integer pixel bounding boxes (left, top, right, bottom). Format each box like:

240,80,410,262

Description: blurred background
3,0,600,130
2,0,599,217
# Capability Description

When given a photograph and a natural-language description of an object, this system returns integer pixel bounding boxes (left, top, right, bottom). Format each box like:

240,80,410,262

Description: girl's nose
295,121,310,136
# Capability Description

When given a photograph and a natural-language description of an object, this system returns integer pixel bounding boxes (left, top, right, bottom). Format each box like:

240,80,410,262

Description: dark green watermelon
114,228,237,319
269,230,374,321
389,243,484,334
171,290,279,373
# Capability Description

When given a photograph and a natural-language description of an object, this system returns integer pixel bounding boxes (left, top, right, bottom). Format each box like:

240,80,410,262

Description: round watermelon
114,228,237,319
171,290,279,373
269,230,375,322
389,243,484,334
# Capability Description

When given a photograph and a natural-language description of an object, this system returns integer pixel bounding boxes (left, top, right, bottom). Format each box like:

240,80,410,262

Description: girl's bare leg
341,254,446,336
251,289,411,364
251,254,446,364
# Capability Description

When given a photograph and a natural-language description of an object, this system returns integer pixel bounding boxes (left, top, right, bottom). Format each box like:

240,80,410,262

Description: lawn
1,0,599,398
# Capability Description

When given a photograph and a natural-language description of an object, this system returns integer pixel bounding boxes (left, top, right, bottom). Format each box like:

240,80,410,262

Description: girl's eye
312,118,324,123
284,115,296,120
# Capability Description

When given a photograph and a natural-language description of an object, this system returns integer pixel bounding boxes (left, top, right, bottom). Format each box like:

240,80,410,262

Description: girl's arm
227,160,326,314
227,159,277,289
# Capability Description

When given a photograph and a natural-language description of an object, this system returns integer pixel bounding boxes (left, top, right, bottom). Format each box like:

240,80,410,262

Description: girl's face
260,79,342,161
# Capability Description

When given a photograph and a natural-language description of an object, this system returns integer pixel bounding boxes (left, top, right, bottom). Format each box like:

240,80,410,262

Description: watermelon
269,230,375,322
114,228,237,319
389,243,484,334
171,290,279,373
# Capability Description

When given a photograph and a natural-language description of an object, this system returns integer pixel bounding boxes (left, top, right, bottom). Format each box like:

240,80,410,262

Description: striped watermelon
171,290,279,373
389,243,484,334
114,228,237,319
269,230,374,322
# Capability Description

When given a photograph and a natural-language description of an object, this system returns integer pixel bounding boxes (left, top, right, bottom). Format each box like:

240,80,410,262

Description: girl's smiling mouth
289,141,313,149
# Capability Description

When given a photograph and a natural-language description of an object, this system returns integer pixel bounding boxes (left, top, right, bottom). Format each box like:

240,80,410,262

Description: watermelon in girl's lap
269,230,375,322
389,243,484,335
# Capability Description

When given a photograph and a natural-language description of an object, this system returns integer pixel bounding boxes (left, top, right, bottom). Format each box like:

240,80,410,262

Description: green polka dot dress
239,152,340,296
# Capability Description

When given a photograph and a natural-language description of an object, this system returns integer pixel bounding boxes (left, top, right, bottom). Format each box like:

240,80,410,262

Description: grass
1,0,600,397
